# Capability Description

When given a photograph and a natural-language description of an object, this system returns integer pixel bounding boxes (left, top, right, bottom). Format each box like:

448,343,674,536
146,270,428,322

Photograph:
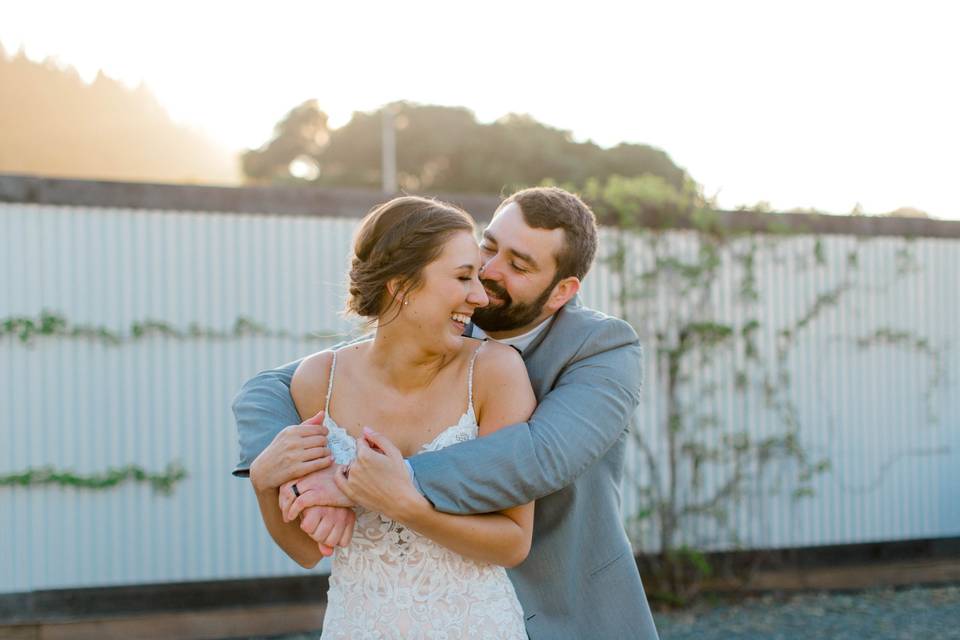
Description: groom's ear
544,276,580,314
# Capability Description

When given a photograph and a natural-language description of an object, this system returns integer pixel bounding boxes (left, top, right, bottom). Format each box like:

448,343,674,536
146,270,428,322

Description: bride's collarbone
330,375,471,453
326,345,475,441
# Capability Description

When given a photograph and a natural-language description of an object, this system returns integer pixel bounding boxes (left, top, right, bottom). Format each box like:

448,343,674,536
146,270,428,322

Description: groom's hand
250,410,332,491
299,506,356,556
281,464,354,522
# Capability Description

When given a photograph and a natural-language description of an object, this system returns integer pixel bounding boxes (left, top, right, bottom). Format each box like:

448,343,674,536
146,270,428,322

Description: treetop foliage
242,100,689,195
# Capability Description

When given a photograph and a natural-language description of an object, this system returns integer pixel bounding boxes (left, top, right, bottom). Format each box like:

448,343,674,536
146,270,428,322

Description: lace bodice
319,345,526,639
324,407,478,463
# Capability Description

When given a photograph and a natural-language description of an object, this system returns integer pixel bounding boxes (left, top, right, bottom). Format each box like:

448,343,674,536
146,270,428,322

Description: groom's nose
478,254,504,282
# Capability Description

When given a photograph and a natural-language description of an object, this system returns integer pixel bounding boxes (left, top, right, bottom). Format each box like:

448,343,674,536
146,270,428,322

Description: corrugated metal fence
1,201,957,594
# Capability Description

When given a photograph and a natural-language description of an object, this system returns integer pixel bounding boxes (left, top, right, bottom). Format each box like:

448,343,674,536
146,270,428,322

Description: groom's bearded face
469,202,566,334
471,275,558,332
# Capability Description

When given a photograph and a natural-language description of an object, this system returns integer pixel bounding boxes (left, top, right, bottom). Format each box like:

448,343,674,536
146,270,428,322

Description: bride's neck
365,322,453,391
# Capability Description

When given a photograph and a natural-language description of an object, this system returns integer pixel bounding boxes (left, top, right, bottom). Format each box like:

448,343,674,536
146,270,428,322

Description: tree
241,101,690,193
241,100,330,183
884,207,930,218
0,49,237,184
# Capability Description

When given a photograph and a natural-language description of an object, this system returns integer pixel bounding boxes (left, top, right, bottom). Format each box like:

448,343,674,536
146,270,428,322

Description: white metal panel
1,203,957,594
585,228,959,552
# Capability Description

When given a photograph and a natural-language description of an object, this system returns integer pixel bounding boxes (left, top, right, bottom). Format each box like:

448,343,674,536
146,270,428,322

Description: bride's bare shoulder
473,340,529,389
291,350,336,418
293,350,335,383
471,341,534,431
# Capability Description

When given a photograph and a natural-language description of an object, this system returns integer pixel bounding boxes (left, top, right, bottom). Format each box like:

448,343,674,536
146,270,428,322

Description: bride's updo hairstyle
347,196,475,320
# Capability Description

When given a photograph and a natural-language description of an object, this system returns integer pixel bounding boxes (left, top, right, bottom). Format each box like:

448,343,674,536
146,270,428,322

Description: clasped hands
251,410,423,557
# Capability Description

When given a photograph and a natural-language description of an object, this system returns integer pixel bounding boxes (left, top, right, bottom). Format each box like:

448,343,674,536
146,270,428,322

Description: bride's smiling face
397,230,488,348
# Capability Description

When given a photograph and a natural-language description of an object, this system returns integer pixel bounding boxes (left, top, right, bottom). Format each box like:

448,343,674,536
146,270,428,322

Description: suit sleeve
231,333,376,477
231,359,303,477
408,318,643,514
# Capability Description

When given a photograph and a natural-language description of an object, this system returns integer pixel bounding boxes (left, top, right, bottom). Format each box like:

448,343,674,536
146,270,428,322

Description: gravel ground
252,584,960,640
653,585,960,640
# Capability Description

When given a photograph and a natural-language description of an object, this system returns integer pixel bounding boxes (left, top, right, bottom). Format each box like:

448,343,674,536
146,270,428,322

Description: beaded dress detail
319,344,526,639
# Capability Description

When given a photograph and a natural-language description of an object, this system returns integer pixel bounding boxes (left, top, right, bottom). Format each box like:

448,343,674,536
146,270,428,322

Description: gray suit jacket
233,298,659,639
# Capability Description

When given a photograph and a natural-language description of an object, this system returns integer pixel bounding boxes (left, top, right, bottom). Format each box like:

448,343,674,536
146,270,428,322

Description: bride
249,196,534,638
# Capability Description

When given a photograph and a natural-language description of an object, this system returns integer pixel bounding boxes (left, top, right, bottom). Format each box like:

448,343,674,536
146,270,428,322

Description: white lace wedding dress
319,346,527,639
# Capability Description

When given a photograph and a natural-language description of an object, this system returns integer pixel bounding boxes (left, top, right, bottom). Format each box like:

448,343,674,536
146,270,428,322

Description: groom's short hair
500,187,598,281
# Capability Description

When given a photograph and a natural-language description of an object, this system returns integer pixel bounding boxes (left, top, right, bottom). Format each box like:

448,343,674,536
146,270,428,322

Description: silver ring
291,483,301,498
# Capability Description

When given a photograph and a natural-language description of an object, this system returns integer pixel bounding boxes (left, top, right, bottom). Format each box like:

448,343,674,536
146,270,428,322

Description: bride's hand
334,427,428,522
281,464,355,522
299,506,356,555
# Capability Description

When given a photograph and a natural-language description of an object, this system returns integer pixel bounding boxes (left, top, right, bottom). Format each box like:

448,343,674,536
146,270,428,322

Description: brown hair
500,187,598,281
347,196,475,319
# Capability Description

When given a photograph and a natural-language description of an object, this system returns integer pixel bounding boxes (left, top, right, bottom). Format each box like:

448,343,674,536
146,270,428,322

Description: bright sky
2,0,958,218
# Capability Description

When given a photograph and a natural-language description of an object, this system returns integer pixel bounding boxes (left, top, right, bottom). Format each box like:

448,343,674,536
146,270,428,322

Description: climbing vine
854,327,946,423
1,311,348,346
0,315,349,497
0,462,187,495
570,174,946,604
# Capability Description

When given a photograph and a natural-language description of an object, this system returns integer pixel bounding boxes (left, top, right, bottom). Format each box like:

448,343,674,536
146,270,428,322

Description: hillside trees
0,47,237,184
241,100,688,193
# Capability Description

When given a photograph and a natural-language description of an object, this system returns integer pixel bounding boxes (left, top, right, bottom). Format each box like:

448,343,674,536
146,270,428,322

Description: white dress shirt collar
470,315,553,354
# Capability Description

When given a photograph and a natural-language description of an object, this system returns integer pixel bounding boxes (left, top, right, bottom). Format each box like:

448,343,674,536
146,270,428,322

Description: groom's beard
472,278,555,333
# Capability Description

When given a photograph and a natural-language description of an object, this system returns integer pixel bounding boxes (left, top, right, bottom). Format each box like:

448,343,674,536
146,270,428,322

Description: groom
233,186,660,639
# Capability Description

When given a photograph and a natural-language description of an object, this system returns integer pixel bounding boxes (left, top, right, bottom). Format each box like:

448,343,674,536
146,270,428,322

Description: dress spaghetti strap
467,342,483,418
324,350,338,413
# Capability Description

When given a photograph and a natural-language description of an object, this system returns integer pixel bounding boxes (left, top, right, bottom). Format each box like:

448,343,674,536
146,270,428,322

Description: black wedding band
291,483,301,498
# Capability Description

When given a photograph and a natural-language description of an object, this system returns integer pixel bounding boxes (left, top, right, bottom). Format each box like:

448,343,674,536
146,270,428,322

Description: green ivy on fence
560,173,948,604
1,311,349,346
0,462,187,495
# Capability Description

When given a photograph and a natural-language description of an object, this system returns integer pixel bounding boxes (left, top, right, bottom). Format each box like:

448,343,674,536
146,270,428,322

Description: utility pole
381,105,397,194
